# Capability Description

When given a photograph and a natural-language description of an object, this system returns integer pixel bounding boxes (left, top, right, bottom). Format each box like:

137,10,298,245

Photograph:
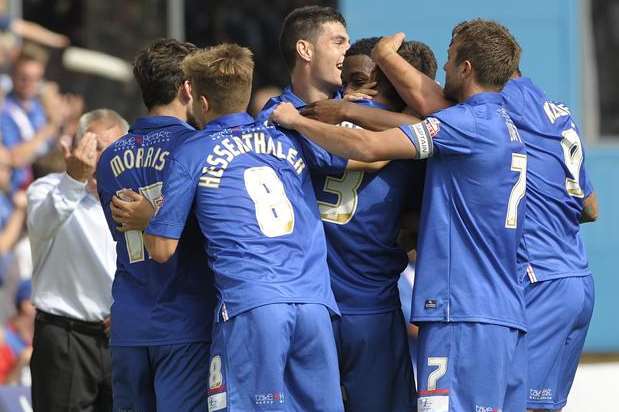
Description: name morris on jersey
199,131,306,189
110,147,170,177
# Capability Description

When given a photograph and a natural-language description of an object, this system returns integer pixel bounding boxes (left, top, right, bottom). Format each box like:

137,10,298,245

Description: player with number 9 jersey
502,75,597,411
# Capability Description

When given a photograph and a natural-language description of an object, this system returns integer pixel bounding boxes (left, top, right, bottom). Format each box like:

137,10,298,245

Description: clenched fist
270,102,302,129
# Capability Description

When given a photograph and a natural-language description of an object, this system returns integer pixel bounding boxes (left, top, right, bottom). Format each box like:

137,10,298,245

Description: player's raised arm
301,99,420,131
271,102,418,162
372,33,451,116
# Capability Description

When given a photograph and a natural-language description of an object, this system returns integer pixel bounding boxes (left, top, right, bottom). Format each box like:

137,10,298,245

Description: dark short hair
398,41,438,80
375,40,438,106
279,6,346,71
345,37,380,58
451,19,521,89
133,38,198,110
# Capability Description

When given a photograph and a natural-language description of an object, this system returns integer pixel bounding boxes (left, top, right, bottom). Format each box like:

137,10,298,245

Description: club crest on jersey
425,117,440,138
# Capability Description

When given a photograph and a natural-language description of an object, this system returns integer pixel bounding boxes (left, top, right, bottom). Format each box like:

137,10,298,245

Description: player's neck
149,101,188,122
290,70,335,104
460,82,499,102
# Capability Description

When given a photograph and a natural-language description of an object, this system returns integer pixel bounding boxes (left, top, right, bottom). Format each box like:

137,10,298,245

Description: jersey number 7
505,153,527,229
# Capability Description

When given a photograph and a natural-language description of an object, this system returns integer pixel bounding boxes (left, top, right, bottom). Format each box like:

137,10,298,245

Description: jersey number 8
244,166,295,237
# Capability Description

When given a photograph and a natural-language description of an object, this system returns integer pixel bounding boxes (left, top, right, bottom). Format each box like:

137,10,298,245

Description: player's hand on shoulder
270,102,301,129
372,32,406,62
62,131,97,182
111,189,154,232
301,99,352,125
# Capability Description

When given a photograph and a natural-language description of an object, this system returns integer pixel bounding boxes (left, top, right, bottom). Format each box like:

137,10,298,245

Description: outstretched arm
372,33,452,116
301,99,421,131
272,103,418,162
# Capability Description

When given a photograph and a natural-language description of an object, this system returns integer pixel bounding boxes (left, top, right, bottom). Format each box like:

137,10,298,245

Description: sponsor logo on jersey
475,406,501,412
529,388,553,401
424,299,438,310
255,392,285,405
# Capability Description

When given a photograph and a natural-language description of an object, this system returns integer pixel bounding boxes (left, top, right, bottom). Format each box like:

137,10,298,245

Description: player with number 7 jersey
270,19,529,411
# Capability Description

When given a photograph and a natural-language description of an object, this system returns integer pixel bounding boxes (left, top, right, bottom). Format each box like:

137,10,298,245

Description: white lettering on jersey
543,101,571,124
199,132,306,189
110,148,170,177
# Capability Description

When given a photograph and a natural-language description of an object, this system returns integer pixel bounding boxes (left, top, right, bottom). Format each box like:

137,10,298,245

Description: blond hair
183,44,254,114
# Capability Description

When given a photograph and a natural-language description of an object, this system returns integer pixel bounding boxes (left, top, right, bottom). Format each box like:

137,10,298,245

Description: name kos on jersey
199,132,306,189
110,146,169,177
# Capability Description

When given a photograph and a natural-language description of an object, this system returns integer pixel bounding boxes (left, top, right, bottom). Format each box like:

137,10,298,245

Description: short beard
443,80,460,102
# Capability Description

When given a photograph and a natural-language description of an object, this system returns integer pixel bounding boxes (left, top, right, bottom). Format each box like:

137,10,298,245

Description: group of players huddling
94,5,598,412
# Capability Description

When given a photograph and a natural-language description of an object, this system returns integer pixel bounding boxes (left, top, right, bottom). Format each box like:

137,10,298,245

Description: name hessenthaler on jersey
199,131,306,189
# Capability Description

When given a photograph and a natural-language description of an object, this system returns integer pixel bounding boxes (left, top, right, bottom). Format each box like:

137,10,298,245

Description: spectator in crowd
27,109,127,411
0,46,68,190
0,279,33,385
0,0,69,49
0,146,26,287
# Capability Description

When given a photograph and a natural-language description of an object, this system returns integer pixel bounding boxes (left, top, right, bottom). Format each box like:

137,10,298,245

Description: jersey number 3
318,171,364,225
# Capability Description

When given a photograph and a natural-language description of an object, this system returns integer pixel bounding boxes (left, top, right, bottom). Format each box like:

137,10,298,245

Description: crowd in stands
0,4,80,386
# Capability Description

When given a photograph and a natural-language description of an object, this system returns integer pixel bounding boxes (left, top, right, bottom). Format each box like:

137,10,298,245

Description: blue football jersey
146,112,339,319
96,116,215,346
502,77,594,283
313,99,425,314
257,87,348,175
400,92,528,331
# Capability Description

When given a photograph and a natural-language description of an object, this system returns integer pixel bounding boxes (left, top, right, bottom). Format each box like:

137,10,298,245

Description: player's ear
296,39,313,63
200,95,209,115
179,80,192,105
461,60,473,79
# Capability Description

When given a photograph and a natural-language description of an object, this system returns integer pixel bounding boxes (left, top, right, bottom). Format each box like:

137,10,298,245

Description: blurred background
0,0,617,409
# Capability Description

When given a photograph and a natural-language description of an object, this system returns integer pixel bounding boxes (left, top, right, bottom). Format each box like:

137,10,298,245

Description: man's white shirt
27,172,116,322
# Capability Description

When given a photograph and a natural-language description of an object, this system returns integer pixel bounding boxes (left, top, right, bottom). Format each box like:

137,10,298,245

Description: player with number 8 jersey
144,45,344,411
